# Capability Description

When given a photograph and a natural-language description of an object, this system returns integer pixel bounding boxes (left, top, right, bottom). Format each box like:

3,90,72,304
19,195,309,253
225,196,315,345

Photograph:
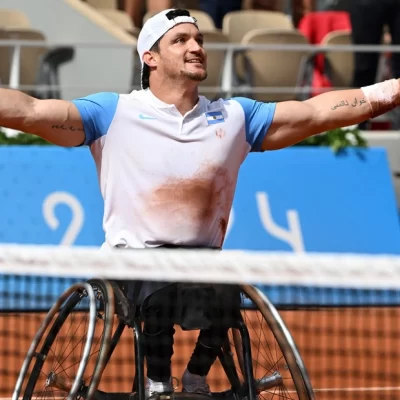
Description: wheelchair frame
13,279,315,400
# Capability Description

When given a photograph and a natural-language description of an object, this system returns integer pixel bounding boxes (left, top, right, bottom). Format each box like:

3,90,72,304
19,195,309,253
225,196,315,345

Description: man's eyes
173,37,204,45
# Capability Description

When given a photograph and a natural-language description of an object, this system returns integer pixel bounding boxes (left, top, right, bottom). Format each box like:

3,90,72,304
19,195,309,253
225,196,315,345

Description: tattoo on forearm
52,124,83,132
331,97,367,111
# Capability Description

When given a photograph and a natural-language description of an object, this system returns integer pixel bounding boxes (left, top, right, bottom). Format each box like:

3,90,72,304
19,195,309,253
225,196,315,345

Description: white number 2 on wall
43,192,84,245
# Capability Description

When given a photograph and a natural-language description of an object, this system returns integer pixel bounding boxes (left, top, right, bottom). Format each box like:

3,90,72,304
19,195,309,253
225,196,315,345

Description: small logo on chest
215,128,226,138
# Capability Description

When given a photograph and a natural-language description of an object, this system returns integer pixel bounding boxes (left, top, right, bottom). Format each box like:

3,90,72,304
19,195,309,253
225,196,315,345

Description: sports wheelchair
13,279,315,400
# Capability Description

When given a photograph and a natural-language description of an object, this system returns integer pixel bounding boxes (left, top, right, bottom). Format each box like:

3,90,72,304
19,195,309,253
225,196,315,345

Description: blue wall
1,146,400,308
0,146,399,254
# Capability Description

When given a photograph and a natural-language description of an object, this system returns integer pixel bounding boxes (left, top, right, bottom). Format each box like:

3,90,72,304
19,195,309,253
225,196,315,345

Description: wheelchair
13,279,315,400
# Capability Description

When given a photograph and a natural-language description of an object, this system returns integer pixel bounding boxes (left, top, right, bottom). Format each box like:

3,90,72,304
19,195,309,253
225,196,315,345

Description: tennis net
1,244,400,400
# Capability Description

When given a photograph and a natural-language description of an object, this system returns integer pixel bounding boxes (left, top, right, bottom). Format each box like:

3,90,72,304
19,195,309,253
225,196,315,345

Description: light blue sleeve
232,97,277,152
72,92,119,146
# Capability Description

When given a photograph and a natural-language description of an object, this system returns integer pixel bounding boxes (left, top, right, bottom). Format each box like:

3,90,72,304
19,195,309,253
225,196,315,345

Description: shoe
182,369,211,396
145,377,173,400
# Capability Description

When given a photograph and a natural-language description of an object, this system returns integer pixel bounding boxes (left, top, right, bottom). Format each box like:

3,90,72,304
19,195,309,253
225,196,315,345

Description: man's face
156,23,208,84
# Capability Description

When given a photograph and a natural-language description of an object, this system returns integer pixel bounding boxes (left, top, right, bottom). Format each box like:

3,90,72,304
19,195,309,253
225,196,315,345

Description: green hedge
0,126,367,152
295,126,368,152
0,131,52,145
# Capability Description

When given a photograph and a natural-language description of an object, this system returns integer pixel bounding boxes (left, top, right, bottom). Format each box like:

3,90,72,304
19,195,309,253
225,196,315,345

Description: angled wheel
223,285,315,400
13,279,114,400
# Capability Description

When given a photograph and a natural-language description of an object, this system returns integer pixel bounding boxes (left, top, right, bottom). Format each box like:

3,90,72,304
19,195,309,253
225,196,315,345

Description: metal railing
1,39,398,97
2,39,395,136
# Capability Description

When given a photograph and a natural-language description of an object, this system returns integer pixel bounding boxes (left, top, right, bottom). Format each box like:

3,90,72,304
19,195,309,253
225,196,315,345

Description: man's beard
180,68,208,82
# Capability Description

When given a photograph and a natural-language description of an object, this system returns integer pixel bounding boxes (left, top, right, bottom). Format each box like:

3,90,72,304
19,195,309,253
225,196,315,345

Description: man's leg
348,0,387,128
349,0,387,88
147,0,171,12
181,325,228,395
198,0,241,29
183,286,241,394
187,325,228,375
142,285,177,397
122,0,144,28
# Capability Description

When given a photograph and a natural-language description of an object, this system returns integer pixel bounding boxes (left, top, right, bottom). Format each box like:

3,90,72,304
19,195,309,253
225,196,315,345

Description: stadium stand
0,8,31,29
222,10,295,89
96,8,140,37
321,30,354,90
84,0,118,9
143,9,217,31
0,10,75,99
298,11,352,95
0,0,136,101
198,30,229,99
240,28,311,101
222,9,294,43
1,0,397,126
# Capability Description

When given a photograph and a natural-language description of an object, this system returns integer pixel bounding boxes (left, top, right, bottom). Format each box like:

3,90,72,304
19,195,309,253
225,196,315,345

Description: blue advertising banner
228,148,400,254
1,146,398,253
1,146,399,308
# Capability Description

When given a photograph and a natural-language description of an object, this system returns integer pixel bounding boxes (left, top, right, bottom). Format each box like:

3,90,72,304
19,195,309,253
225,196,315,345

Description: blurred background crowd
1,0,400,131
112,0,400,129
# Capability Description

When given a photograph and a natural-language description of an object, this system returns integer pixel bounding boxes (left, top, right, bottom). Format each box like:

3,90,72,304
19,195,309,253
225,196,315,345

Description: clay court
2,306,400,400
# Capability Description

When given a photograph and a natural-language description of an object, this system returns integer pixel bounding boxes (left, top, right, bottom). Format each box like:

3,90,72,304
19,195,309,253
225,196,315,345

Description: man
1,7,399,399
350,0,400,88
198,0,242,29
349,0,400,129
118,0,172,28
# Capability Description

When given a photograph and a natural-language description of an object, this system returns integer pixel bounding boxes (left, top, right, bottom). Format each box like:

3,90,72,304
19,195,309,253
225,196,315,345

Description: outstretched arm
262,80,399,150
0,88,85,147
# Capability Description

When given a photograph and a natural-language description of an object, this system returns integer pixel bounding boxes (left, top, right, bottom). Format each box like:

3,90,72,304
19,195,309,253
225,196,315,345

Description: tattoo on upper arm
331,97,367,111
52,124,84,132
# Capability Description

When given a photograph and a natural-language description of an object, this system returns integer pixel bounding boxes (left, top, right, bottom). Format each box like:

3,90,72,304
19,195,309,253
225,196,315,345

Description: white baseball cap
137,9,198,89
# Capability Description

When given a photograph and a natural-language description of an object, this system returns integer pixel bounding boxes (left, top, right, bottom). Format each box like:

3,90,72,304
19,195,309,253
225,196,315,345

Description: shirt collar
137,89,207,118
141,88,175,109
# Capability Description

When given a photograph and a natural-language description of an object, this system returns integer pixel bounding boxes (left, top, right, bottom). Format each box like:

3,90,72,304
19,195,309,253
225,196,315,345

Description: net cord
0,244,400,289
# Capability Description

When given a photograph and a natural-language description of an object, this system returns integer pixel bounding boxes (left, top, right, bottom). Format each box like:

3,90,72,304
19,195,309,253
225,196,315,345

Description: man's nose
188,38,202,52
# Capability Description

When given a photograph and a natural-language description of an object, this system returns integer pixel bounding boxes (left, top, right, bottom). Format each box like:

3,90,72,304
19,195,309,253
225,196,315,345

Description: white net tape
0,244,400,290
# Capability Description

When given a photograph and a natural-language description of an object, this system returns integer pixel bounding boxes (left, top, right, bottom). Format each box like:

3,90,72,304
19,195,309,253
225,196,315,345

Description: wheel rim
228,289,307,399
20,283,109,400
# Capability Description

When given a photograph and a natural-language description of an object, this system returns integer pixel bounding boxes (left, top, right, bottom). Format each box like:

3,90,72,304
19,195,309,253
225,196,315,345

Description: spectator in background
350,0,400,89
241,0,305,26
251,0,286,11
291,0,348,26
119,0,172,28
349,0,400,128
316,0,348,11
291,0,314,26
248,0,316,27
198,0,242,29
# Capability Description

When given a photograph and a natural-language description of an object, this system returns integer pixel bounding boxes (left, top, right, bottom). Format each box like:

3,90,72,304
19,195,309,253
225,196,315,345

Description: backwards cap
137,9,198,89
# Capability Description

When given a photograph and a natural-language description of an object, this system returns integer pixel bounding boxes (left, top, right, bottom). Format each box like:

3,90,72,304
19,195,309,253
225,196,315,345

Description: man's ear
143,51,158,68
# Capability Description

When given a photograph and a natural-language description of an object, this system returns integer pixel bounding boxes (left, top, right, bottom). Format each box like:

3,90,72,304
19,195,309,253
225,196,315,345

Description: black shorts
141,282,242,331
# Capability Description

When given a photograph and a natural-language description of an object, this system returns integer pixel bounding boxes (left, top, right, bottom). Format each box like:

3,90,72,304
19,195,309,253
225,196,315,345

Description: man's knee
198,336,225,353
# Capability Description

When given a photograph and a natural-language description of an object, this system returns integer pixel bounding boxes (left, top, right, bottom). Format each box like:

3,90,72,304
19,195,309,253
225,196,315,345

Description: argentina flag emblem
205,111,224,125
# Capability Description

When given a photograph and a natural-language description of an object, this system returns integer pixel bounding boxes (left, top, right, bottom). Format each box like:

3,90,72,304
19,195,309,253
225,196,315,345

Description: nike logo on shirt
139,113,157,120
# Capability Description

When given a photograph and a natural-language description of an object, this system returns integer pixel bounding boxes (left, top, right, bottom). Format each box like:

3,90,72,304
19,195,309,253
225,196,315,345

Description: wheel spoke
225,286,314,400
17,281,114,400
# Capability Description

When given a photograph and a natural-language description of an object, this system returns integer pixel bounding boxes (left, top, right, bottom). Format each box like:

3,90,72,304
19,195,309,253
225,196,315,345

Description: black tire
226,285,315,400
86,279,115,400
13,279,114,400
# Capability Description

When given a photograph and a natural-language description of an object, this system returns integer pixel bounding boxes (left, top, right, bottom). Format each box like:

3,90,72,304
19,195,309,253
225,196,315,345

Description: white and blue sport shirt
72,89,276,249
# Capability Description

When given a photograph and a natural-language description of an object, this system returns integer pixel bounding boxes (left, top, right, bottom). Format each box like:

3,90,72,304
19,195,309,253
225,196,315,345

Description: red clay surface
2,307,400,400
